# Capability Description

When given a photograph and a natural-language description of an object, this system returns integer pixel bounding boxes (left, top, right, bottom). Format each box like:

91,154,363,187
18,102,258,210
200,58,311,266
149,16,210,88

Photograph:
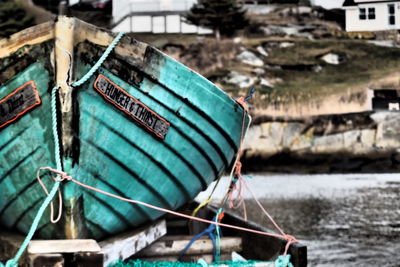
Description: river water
197,174,400,267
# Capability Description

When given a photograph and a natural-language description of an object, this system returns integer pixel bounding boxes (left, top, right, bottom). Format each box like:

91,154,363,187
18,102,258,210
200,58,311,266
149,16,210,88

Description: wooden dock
0,205,307,267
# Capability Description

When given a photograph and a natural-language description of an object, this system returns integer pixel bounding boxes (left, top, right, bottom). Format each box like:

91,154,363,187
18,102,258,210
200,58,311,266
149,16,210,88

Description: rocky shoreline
242,111,400,173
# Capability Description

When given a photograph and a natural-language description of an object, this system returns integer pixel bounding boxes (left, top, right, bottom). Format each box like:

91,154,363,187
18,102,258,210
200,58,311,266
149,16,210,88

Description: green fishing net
109,259,270,267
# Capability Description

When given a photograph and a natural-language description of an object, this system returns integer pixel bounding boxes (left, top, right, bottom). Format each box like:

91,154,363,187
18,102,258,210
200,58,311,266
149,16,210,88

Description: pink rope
227,172,248,221
36,167,70,223
36,167,296,254
240,174,298,255
221,100,298,256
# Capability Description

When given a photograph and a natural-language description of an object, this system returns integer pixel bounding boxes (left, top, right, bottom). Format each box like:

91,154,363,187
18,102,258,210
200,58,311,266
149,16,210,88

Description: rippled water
197,174,400,266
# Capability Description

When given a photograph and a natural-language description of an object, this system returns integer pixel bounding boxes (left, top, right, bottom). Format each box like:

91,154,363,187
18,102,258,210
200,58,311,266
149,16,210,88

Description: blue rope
178,223,217,261
244,88,256,102
179,209,224,263
0,32,125,267
72,32,125,87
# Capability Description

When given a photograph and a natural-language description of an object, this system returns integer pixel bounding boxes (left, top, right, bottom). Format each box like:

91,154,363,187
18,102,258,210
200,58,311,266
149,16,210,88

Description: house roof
343,0,400,6
343,0,356,6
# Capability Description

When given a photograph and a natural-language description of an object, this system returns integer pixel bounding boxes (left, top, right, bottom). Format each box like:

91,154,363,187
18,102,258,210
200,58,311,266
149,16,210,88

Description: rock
368,40,400,48
312,65,323,72
360,129,376,148
260,26,299,37
281,123,305,148
279,42,295,48
265,64,282,70
233,37,242,44
375,112,400,148
260,26,285,36
256,46,269,57
236,51,264,67
260,78,274,88
278,26,300,36
253,68,265,76
244,4,277,15
320,52,347,65
343,130,361,149
261,122,285,151
312,134,344,154
370,111,398,123
279,7,313,16
223,71,255,89
241,111,400,173
242,124,281,157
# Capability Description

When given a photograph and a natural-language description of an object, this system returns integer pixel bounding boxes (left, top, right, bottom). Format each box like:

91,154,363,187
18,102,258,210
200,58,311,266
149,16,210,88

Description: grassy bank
261,39,400,101
132,34,400,108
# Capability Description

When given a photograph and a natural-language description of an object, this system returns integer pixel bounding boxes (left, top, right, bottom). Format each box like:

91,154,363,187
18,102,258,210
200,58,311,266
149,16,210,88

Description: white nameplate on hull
94,74,170,139
0,81,41,129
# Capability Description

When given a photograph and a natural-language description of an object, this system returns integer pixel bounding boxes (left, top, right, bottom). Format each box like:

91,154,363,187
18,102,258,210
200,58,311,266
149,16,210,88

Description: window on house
368,7,376,19
359,8,366,20
388,4,396,25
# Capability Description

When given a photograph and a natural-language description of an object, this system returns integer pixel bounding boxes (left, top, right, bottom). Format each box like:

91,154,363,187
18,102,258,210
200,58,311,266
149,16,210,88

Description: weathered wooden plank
28,253,64,267
138,236,242,257
139,253,232,264
99,219,167,267
0,21,54,58
28,240,101,254
65,252,104,267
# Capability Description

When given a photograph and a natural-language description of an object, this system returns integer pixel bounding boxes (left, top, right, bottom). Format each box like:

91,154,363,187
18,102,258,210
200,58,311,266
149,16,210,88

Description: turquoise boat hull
0,18,249,239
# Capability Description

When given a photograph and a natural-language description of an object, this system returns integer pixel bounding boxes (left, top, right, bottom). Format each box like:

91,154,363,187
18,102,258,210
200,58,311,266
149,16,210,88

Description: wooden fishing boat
0,17,249,240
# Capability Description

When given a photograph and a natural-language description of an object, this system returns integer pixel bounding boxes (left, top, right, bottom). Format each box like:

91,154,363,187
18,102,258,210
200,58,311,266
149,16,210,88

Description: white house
112,0,212,34
343,0,400,31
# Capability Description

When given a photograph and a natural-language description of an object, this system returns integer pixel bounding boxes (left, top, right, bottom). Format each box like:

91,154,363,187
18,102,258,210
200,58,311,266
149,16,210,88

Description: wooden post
99,219,167,267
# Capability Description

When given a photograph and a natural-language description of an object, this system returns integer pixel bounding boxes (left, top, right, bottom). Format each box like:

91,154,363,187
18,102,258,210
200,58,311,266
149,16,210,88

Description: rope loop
36,167,71,224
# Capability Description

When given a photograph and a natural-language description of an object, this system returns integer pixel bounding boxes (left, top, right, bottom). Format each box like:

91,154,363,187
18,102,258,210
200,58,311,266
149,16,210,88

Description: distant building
343,0,400,32
311,0,344,10
366,77,400,111
112,0,212,34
